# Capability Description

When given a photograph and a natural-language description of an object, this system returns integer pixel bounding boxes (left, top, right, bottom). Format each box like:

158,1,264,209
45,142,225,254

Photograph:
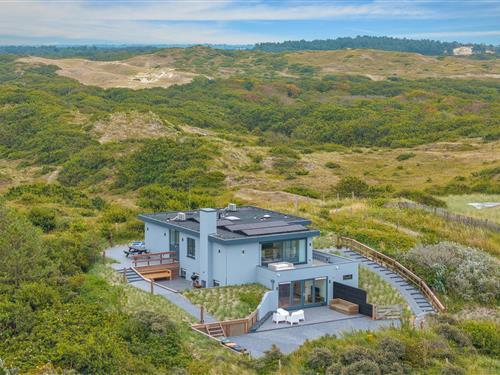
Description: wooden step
206,323,225,338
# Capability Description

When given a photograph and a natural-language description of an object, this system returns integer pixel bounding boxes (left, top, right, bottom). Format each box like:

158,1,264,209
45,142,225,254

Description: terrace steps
339,248,437,316
206,323,226,338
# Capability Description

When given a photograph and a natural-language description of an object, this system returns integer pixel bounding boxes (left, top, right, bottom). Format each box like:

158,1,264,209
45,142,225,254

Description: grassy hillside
0,46,499,373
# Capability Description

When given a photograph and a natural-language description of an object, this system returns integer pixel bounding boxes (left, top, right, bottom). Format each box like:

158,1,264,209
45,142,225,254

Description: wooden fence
385,201,500,232
338,236,445,313
192,309,259,338
131,251,177,267
373,304,403,320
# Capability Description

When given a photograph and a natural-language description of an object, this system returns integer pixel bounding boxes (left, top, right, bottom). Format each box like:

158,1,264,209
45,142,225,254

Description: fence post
150,280,154,294
372,305,377,320
200,305,205,324
123,267,128,283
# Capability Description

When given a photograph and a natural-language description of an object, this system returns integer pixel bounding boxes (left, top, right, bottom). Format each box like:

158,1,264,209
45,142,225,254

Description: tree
333,176,370,198
0,206,50,285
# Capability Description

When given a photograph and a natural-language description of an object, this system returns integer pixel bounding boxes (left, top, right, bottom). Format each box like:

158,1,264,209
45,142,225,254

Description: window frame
260,238,307,266
187,237,196,259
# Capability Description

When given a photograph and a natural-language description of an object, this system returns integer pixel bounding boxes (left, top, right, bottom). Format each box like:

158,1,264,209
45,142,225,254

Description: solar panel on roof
241,224,308,236
217,219,235,227
226,220,288,232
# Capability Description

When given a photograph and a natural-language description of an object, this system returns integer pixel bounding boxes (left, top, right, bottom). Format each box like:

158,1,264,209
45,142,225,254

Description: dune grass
183,283,268,321
359,265,409,309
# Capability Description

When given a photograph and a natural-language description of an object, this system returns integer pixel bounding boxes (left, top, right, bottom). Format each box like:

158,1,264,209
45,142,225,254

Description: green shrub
284,186,320,199
58,147,114,186
403,242,499,303
460,320,500,356
333,176,370,199
434,323,471,348
340,346,376,365
396,152,416,161
343,359,381,374
440,363,466,375
325,161,340,169
254,345,286,374
269,146,300,159
396,189,447,207
306,348,335,372
27,207,57,232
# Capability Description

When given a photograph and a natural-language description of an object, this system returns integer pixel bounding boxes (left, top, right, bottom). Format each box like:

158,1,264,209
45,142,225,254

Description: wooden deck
131,251,180,281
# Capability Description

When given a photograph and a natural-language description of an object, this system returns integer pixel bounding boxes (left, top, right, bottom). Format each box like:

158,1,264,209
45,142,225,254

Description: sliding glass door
278,277,328,308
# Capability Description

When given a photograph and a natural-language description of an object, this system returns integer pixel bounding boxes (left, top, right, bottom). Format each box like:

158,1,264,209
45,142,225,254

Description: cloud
400,30,500,39
0,0,437,45
0,1,498,45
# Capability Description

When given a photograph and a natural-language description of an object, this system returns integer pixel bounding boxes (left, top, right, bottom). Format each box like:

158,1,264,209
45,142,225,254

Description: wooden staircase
205,323,225,338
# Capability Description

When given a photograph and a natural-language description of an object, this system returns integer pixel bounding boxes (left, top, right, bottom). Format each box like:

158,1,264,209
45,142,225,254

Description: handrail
132,251,177,266
338,236,445,312
129,266,179,293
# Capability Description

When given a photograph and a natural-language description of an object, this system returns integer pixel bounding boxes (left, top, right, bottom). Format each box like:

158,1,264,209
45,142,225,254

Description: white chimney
228,203,237,212
199,208,216,287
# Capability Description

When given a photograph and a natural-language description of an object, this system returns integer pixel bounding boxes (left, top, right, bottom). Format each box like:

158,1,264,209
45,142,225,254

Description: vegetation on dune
403,242,499,304
183,284,268,321
0,45,499,373
254,35,499,56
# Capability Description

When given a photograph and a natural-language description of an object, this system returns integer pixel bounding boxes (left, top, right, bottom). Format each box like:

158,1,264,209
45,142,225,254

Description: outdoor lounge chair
273,308,289,324
286,310,305,325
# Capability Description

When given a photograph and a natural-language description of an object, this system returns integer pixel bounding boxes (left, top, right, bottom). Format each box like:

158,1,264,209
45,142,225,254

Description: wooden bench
143,269,172,281
135,265,173,281
329,298,359,315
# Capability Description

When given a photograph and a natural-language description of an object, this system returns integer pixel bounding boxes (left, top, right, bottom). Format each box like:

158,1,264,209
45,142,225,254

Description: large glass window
260,239,306,265
278,277,328,308
187,238,196,259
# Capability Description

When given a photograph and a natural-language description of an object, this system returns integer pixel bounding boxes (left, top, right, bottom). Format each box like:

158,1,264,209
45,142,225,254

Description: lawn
182,284,268,321
444,194,500,224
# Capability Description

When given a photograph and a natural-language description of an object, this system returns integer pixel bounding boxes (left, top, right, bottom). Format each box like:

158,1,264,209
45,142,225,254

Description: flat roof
139,205,318,241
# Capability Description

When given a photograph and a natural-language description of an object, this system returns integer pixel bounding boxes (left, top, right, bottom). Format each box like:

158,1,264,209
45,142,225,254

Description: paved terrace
231,306,399,357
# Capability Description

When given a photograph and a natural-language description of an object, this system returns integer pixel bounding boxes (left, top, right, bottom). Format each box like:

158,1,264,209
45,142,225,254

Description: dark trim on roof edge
138,214,319,243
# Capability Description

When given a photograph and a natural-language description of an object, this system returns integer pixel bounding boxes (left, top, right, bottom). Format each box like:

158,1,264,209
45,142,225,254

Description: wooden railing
131,251,177,267
338,236,445,313
192,308,259,338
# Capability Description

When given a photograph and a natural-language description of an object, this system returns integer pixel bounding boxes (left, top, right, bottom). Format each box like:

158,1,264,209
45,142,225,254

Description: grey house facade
139,205,358,311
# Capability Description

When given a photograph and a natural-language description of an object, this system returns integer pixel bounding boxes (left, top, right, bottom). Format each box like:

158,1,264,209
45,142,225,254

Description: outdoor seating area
329,298,359,315
259,306,364,332
272,308,306,325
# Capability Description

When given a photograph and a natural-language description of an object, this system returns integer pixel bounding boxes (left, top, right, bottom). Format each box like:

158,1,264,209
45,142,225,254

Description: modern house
138,205,358,310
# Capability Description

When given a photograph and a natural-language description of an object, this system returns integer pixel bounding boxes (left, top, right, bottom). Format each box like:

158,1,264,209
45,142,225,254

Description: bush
325,161,341,169
333,176,370,199
403,242,499,303
440,363,466,375
434,323,472,348
284,186,321,199
269,146,300,159
459,321,500,356
306,348,335,372
378,337,406,362
396,189,447,207
343,359,381,375
396,152,416,161
27,207,57,232
254,345,286,374
340,346,376,365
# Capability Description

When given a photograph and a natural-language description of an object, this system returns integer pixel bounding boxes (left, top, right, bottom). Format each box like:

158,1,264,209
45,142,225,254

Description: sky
0,0,499,46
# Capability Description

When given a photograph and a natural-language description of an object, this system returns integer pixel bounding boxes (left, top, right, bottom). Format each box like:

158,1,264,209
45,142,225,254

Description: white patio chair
272,308,289,324
295,309,305,321
286,310,304,325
